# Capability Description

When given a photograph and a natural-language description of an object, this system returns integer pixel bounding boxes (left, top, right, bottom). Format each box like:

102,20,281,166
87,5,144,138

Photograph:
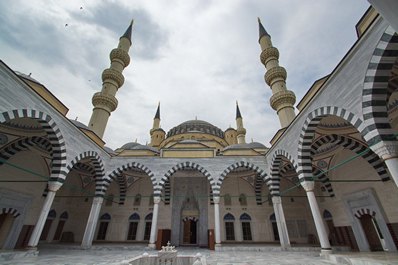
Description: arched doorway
53,211,68,241
182,216,198,244
359,214,384,251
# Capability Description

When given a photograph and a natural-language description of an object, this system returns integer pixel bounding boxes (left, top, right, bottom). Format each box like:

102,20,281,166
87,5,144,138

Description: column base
320,248,333,256
148,243,156,249
25,246,37,250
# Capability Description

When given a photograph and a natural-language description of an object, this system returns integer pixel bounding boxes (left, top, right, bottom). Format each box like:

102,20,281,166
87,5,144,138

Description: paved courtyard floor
0,244,397,265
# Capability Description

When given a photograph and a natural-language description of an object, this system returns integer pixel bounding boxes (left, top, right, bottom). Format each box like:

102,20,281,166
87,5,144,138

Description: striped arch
158,161,213,196
254,174,264,205
270,150,298,196
0,109,66,182
354,208,376,219
0,136,52,165
107,162,156,203
1,207,20,218
218,161,267,197
66,151,105,197
297,106,365,181
312,167,334,197
362,26,398,146
312,134,390,181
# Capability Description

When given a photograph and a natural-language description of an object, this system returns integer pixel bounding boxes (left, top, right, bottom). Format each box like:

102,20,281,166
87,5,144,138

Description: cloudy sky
0,0,370,150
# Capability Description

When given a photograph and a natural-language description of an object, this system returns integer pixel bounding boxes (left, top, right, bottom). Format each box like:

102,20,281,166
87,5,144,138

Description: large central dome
167,120,224,138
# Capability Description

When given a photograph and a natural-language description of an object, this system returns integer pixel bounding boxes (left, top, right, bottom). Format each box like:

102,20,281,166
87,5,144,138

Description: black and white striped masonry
363,26,398,147
0,109,67,183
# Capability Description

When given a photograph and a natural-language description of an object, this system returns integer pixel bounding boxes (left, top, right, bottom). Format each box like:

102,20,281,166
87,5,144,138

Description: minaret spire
236,101,246,144
155,102,160,119
88,21,133,138
257,17,270,41
150,102,165,147
258,18,296,128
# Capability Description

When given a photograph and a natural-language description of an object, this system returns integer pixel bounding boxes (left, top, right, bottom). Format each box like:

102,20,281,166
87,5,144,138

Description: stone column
148,196,161,248
373,142,398,188
213,196,221,246
302,181,331,253
28,182,61,248
81,196,104,248
272,196,290,249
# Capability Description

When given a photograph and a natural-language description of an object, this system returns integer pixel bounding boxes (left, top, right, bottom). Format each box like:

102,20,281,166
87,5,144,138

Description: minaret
236,101,246,144
258,18,296,128
88,20,133,138
149,103,165,147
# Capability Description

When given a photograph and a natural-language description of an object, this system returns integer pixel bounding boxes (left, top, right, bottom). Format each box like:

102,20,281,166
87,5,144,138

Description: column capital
301,180,314,192
153,196,161,204
271,196,282,204
93,196,104,204
372,141,398,160
213,196,220,204
47,182,62,192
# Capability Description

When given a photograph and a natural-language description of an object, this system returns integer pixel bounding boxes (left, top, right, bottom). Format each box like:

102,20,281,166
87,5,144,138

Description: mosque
0,2,397,256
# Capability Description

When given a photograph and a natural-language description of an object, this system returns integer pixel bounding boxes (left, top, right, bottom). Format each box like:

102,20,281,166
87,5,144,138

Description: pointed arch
66,151,105,197
354,208,376,219
362,26,398,146
270,150,298,196
311,134,390,181
0,109,67,183
297,106,366,181
107,162,156,204
0,136,52,165
158,161,213,195
0,208,21,218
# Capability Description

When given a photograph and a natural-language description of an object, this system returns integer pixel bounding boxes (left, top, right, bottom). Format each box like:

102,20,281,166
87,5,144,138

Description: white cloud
0,0,370,149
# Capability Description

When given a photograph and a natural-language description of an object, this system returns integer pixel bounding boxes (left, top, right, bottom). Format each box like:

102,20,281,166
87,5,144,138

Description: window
40,209,56,240
224,213,235,241
97,213,111,240
53,211,68,241
240,213,252,241
241,222,252,240
144,222,152,240
134,194,142,206
225,222,235,240
127,213,140,240
144,213,152,241
224,194,231,206
239,194,247,206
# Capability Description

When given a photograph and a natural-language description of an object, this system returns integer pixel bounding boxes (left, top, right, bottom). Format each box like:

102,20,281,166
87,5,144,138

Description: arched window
53,211,68,241
40,209,56,241
224,194,232,206
144,213,152,241
224,213,235,240
134,194,142,206
127,213,140,240
240,213,252,241
97,213,111,240
323,209,339,246
239,194,247,206
269,213,279,241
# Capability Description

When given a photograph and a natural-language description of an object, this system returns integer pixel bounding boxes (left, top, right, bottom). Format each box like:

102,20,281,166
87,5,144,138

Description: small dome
120,142,142,149
120,142,159,153
69,119,91,131
167,120,224,138
224,142,266,151
103,146,116,155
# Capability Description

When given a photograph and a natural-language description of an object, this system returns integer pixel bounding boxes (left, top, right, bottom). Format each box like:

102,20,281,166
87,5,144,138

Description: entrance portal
359,214,383,251
183,219,197,244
